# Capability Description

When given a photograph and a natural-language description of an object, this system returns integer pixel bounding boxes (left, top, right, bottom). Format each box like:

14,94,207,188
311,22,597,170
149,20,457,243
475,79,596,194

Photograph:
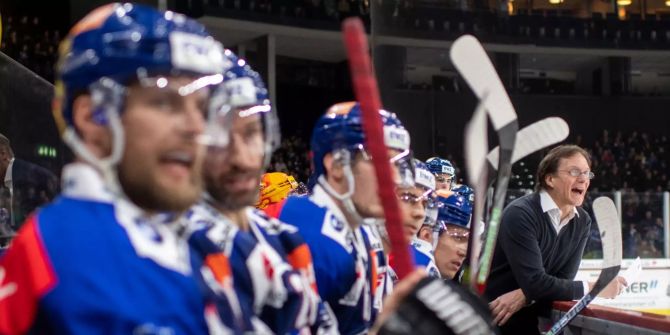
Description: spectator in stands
268,135,311,184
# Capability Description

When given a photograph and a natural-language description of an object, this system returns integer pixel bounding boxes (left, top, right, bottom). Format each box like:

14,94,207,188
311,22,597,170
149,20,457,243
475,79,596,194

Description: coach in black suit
0,134,58,235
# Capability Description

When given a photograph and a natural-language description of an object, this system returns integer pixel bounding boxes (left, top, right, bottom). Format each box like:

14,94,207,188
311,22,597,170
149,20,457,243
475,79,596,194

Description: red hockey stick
342,18,413,280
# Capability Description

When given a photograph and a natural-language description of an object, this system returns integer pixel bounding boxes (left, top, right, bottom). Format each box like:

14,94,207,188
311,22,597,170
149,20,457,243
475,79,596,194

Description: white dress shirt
539,189,590,296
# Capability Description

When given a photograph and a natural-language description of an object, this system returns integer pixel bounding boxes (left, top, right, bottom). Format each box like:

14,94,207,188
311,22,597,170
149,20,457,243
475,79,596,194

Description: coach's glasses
559,168,595,180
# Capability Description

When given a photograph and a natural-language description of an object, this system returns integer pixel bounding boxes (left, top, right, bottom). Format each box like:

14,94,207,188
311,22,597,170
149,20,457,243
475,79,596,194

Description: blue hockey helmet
435,190,472,230
452,184,474,205
54,3,227,129
52,3,229,176
207,49,280,167
426,157,455,178
413,159,436,192
413,159,440,231
309,102,412,188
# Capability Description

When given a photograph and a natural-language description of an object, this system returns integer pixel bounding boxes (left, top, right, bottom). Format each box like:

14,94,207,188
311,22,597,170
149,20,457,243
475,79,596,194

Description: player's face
546,153,591,208
351,149,403,218
205,109,264,210
435,174,453,190
434,224,469,279
397,186,427,242
118,76,207,212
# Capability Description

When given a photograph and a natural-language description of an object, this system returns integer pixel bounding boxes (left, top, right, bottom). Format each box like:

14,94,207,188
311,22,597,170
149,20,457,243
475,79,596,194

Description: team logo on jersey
330,216,344,231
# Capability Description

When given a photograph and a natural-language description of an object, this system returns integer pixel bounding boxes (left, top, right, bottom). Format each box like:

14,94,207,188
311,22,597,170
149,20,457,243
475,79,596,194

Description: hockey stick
450,35,518,293
546,196,623,335
464,117,569,290
462,93,490,290
342,18,413,280
487,117,569,171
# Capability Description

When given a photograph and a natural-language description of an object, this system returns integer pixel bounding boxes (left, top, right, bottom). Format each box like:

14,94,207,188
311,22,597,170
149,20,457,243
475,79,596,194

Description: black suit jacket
8,159,59,229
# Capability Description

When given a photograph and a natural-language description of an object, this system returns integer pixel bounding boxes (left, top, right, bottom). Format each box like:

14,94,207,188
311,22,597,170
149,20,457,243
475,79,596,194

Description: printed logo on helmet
225,77,257,107
170,31,225,75
383,127,410,151
442,165,455,175
416,169,436,190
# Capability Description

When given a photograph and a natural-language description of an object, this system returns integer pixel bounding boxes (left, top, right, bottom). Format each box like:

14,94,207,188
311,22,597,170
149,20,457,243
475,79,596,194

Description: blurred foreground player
485,145,626,334
192,56,330,333
0,4,243,334
273,102,413,334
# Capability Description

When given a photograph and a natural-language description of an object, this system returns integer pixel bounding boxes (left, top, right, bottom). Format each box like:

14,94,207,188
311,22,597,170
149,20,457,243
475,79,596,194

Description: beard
117,158,203,213
204,167,261,211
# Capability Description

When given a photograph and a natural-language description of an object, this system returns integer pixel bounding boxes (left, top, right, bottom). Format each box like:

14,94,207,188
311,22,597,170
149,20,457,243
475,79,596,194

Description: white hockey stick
546,197,623,335
462,92,489,290
450,34,519,293
487,117,570,171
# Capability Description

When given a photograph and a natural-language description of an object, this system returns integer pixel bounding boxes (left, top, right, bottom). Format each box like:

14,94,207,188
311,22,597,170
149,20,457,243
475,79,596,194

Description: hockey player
407,159,440,278
432,191,473,281
452,184,475,204
426,157,456,191
256,171,299,217
367,158,437,307
189,56,330,334
0,4,243,334
272,102,413,334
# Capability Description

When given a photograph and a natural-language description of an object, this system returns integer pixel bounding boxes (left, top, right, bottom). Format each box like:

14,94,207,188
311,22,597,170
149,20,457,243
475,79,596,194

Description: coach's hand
489,288,526,326
594,276,628,299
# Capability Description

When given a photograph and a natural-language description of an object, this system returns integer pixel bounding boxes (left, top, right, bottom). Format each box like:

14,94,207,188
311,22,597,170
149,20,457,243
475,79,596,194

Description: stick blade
450,35,515,130
488,117,570,170
592,197,623,268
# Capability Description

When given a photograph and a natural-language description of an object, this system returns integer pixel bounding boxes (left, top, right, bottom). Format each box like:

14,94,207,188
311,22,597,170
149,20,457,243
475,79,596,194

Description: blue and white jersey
188,202,327,334
361,223,390,317
411,238,441,279
275,185,377,335
0,163,242,335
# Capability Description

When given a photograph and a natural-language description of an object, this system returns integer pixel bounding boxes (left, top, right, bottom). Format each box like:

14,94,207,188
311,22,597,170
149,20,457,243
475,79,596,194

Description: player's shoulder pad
249,208,298,235
280,196,352,253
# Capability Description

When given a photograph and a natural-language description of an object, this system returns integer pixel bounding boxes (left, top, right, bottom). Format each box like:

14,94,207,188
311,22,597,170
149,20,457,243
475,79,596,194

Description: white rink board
575,258,670,315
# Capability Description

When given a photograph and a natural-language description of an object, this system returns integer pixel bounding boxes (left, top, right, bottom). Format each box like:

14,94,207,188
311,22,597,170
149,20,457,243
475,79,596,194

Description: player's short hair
535,144,591,192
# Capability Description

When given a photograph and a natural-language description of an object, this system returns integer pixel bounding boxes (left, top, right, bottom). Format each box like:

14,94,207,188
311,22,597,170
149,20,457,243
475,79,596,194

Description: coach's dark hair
0,133,13,157
535,144,591,192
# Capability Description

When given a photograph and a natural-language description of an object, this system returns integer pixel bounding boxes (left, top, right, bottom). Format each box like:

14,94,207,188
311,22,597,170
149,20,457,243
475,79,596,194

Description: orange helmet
256,172,299,209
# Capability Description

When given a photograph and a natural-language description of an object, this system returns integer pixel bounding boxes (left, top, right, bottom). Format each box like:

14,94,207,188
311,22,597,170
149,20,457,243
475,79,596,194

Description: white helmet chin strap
62,78,126,196
317,149,364,224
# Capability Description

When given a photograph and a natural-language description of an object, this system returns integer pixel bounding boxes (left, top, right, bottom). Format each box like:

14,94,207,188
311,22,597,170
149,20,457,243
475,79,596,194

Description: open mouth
159,151,195,176
571,188,585,196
